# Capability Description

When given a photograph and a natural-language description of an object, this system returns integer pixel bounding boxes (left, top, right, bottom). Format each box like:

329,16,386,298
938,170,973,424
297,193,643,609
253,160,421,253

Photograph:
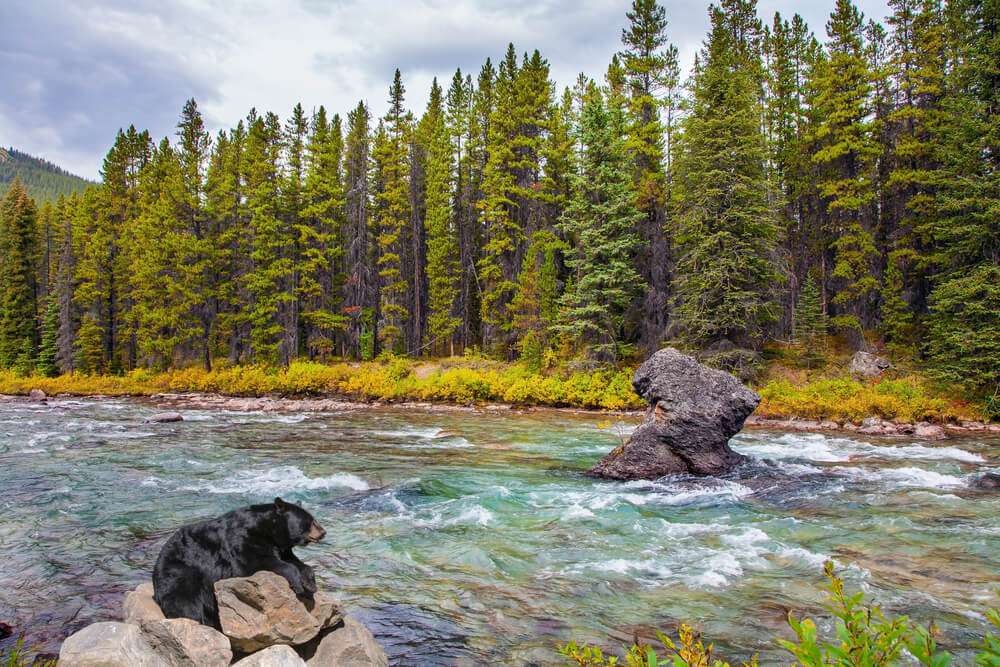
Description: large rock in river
588,348,759,480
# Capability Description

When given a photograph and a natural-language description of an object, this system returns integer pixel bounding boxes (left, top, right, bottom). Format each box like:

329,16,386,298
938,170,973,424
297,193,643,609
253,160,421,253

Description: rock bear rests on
153,497,326,629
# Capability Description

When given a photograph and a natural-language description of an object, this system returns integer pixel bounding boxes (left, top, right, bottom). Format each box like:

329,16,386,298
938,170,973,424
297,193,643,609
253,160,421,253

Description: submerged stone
588,348,759,480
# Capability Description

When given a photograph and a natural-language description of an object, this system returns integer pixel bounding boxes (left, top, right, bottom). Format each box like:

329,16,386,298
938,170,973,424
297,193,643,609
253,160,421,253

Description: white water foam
834,465,966,488
560,504,595,521
189,465,370,495
736,432,985,464
569,557,673,580
411,503,495,528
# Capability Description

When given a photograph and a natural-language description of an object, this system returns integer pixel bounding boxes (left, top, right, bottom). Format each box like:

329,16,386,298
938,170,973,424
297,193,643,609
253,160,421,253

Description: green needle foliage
1,0,998,404
671,0,782,351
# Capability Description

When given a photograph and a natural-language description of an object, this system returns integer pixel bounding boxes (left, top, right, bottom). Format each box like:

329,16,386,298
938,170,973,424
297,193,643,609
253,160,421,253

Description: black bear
152,497,326,628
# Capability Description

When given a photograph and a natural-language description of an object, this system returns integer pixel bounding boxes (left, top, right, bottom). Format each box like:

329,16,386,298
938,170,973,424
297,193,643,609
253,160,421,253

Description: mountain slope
0,147,94,204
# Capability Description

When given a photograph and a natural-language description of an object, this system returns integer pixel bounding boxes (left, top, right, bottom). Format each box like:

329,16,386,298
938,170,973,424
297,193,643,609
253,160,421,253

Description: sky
1,0,891,181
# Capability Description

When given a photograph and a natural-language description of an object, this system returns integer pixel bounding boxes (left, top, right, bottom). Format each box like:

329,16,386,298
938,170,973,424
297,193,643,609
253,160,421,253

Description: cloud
2,0,890,180
0,0,226,178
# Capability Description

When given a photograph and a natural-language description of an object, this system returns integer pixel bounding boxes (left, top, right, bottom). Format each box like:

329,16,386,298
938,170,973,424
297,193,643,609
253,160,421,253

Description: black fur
152,497,326,628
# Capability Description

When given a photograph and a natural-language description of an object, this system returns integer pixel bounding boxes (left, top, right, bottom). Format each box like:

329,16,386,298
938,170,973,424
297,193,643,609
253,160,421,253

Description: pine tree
299,106,348,360
343,101,374,360
245,111,287,364
374,70,412,352
204,122,248,364
176,99,218,370
445,69,479,354
128,138,188,368
36,297,59,377
925,0,1000,394
671,1,783,351
620,0,676,354
556,86,645,364
792,273,827,366
423,79,461,356
95,125,152,372
812,0,881,340
0,177,40,370
72,186,107,373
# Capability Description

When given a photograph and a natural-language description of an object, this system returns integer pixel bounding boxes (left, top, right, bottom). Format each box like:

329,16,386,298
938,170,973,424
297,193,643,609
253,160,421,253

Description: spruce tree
0,177,40,370
423,80,461,355
245,111,287,364
36,297,59,377
793,273,827,366
343,101,373,359
671,2,783,351
925,0,1000,394
374,70,412,352
812,0,881,339
556,86,644,364
299,106,347,360
620,0,676,354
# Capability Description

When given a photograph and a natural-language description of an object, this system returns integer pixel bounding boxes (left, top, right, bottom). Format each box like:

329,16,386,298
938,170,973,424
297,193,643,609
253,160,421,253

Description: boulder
141,618,232,667
58,622,168,667
28,389,46,402
819,420,840,431
915,422,948,440
849,351,891,378
975,472,1000,490
858,417,892,436
123,582,166,625
299,616,389,667
233,645,307,667
144,412,184,423
215,571,339,653
587,348,758,480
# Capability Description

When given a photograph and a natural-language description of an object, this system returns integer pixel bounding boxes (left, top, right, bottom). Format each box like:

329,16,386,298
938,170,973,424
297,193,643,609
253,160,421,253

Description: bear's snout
306,521,326,543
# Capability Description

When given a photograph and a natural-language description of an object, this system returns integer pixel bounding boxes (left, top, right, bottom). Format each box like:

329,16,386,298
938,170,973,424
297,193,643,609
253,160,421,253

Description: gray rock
123,582,166,624
233,645,307,667
961,420,985,431
587,348,758,480
819,420,840,431
142,618,232,667
144,412,184,423
28,389,46,402
849,351,891,378
300,616,388,667
58,622,168,667
216,571,324,653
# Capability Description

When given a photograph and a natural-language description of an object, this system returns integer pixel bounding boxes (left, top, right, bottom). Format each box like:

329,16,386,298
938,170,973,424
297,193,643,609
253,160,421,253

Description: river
1,398,998,664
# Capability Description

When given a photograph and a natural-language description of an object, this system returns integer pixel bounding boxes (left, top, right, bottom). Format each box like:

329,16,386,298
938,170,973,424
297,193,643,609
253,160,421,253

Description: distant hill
0,147,95,205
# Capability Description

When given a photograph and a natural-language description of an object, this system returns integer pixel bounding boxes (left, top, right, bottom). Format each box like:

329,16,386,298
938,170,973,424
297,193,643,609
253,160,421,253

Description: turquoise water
1,398,999,664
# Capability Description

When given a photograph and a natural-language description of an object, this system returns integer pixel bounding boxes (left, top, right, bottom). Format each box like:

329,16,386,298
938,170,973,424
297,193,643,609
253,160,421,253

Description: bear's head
273,497,326,547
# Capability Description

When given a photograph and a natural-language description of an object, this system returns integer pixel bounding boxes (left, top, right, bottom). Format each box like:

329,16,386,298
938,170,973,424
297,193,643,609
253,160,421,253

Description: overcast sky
2,0,890,181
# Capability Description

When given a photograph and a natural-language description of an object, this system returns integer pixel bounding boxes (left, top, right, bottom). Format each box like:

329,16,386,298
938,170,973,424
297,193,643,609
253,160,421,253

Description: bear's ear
274,497,290,512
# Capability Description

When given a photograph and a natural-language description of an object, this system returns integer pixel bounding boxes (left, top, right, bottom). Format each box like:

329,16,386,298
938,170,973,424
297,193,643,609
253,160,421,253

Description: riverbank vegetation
1,0,999,410
1,348,993,423
559,561,1000,666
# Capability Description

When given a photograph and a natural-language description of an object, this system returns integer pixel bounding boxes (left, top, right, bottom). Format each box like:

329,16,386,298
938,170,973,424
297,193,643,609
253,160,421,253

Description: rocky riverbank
7,389,998,441
59,571,387,667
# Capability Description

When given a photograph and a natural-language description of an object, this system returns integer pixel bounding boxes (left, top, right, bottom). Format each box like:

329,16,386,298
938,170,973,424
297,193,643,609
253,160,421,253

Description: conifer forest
1,0,998,396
